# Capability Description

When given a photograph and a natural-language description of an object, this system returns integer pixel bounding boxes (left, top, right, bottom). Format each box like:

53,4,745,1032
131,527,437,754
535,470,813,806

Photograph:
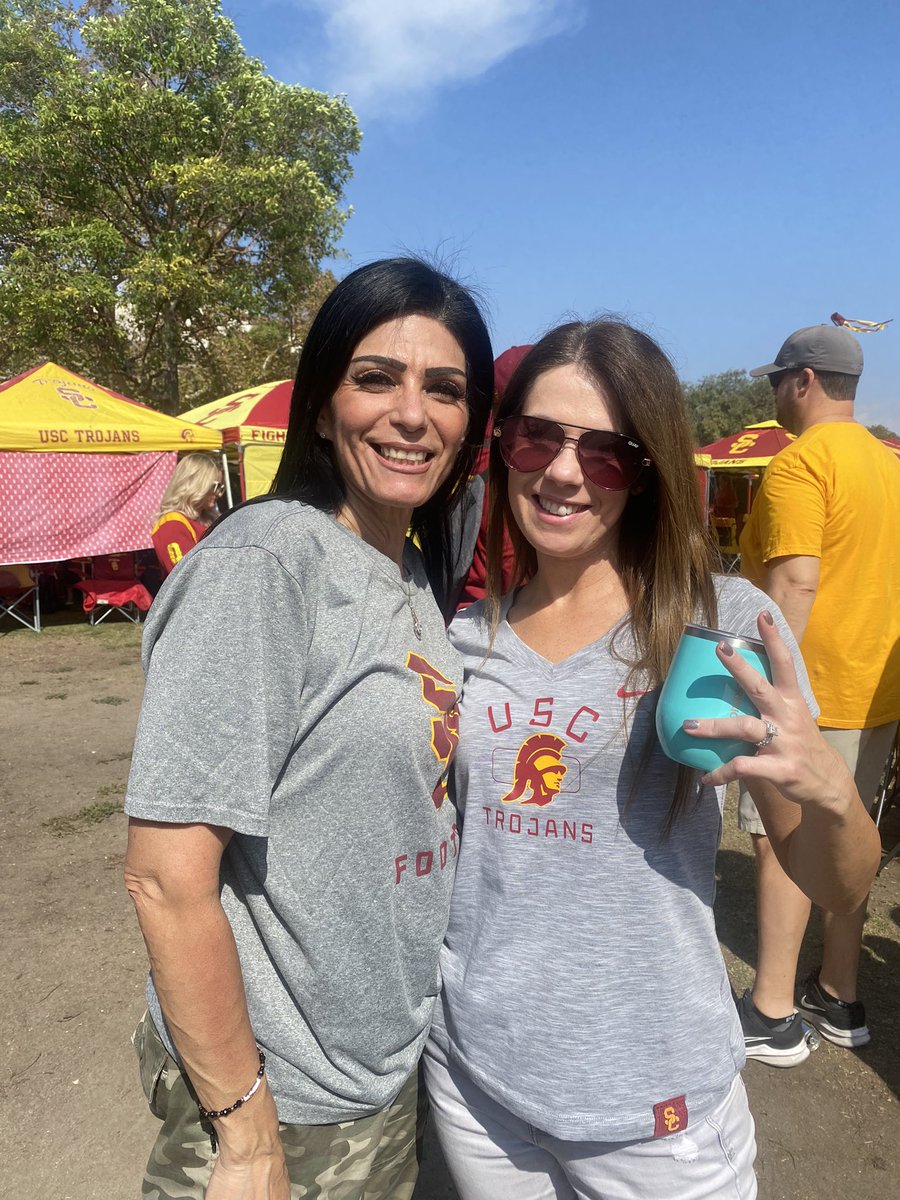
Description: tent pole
221,450,234,509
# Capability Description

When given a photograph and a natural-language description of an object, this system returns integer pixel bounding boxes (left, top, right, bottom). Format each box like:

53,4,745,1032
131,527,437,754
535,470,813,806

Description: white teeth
538,497,582,516
380,446,429,463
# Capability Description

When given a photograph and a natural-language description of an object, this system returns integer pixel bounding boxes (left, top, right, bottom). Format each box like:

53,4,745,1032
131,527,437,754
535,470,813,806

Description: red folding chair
73,553,153,626
0,564,41,633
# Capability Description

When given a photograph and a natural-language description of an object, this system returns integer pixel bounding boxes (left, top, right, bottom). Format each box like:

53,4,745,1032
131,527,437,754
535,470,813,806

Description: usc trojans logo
406,653,459,810
500,732,568,807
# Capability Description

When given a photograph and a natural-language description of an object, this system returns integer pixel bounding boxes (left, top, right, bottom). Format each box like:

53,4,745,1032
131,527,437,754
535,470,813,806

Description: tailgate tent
697,419,797,469
181,380,292,499
0,362,221,565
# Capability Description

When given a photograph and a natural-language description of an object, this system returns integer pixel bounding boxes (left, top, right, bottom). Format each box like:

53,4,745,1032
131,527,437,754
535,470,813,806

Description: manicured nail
718,641,734,656
762,610,774,626
683,719,700,730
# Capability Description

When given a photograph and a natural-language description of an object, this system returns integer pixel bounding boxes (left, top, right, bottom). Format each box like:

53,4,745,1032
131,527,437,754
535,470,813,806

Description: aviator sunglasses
494,415,652,491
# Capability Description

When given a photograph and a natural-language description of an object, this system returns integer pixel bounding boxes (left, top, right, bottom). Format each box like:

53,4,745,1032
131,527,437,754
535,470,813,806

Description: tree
866,423,899,440
683,370,773,446
0,0,360,411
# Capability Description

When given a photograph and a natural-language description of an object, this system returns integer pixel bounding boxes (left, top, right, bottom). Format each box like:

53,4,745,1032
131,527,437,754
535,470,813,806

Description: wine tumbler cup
656,624,772,772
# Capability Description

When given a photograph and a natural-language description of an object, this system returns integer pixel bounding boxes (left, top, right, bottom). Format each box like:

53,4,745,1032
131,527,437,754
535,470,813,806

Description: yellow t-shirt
740,422,900,729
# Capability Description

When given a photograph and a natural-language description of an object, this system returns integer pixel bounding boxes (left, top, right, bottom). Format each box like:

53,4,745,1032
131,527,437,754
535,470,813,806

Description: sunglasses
768,370,797,392
494,415,651,491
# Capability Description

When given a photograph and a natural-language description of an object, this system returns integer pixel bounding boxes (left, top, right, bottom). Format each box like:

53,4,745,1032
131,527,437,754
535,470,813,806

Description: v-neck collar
496,592,631,679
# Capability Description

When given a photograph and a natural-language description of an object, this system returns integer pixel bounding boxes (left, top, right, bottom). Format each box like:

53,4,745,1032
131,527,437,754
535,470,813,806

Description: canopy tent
0,362,221,565
0,361,221,453
697,420,796,469
181,380,291,499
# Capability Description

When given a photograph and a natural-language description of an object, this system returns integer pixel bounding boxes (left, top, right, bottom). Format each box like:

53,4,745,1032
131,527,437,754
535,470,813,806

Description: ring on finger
754,720,779,751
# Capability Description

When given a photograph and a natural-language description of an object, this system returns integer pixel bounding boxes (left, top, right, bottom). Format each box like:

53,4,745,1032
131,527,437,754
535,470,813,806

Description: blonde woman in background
151,453,224,575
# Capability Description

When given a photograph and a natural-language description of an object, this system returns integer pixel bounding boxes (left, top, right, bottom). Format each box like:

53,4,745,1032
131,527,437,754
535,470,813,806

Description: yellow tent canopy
0,362,221,453
181,380,291,498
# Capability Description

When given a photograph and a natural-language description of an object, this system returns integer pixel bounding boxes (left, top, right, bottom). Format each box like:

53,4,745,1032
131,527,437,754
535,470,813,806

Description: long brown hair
485,319,719,829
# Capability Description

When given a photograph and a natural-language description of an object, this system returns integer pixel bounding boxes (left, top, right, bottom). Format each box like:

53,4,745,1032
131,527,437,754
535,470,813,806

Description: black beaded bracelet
197,1049,266,1120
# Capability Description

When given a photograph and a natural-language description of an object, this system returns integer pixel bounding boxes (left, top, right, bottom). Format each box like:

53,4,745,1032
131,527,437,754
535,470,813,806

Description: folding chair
0,564,41,633
73,553,153,625
711,518,741,573
872,725,900,874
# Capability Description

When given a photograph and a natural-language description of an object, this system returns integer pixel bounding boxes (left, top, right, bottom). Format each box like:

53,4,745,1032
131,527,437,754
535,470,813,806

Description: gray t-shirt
125,500,463,1124
430,575,816,1142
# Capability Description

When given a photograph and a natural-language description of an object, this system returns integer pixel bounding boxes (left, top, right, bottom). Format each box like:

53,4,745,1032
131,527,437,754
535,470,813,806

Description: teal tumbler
656,624,772,771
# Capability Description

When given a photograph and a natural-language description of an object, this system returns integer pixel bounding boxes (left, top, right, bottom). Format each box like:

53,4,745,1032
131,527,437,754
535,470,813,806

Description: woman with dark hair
122,257,493,1200
424,320,880,1199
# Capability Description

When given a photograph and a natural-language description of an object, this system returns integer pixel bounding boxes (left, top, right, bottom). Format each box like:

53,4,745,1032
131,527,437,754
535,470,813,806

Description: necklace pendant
411,607,423,640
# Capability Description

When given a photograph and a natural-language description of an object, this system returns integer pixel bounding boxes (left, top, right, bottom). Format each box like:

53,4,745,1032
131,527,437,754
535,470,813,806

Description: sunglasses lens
578,431,643,490
498,416,563,473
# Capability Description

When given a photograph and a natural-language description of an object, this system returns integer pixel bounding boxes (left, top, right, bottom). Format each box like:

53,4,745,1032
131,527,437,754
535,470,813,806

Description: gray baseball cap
749,324,864,378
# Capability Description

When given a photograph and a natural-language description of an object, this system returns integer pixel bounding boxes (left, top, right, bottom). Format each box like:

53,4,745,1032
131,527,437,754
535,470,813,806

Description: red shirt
151,512,208,574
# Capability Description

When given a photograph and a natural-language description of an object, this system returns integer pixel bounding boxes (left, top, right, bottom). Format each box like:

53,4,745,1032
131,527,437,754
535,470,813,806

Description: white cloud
302,0,583,115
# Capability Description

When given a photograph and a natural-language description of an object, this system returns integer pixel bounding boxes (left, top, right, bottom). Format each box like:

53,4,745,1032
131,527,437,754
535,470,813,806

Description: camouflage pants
133,1012,420,1200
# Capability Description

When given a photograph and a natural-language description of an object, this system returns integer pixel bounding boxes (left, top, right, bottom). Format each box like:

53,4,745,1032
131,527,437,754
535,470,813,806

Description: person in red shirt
455,345,531,610
151,453,224,574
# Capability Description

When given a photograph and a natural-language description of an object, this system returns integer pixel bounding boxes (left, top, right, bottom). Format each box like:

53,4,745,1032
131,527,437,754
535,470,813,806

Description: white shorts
423,1038,757,1200
738,721,898,836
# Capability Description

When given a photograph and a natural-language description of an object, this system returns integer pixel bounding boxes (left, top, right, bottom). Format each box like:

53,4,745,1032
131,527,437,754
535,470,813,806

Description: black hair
271,257,494,611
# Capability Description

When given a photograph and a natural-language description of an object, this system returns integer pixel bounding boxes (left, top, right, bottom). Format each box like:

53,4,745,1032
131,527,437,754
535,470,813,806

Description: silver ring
754,720,779,751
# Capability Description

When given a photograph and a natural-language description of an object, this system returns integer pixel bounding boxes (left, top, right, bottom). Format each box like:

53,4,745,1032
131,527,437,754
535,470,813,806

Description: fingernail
762,610,774,626
683,719,700,730
718,641,734,656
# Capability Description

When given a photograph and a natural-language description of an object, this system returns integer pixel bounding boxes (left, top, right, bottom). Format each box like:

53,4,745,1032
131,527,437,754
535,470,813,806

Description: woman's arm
125,818,290,1199
684,612,881,914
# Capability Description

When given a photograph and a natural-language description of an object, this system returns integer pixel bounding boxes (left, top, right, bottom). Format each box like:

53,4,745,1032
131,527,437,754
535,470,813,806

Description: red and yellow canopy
180,380,292,446
697,420,796,469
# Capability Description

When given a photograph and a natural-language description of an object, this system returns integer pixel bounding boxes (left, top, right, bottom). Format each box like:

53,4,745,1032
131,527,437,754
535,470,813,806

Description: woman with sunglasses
151,452,225,575
424,320,879,1199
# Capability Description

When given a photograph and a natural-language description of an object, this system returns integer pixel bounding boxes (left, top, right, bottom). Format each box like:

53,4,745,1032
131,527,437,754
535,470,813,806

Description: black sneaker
796,971,870,1047
737,989,816,1067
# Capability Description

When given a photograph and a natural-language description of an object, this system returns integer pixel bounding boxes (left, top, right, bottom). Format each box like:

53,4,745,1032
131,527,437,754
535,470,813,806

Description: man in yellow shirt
737,324,900,1065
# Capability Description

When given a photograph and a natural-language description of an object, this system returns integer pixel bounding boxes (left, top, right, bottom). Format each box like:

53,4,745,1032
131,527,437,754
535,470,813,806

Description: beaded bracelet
197,1049,267,1120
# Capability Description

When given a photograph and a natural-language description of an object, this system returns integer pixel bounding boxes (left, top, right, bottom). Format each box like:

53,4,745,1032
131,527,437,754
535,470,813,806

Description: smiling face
506,363,632,570
316,314,469,543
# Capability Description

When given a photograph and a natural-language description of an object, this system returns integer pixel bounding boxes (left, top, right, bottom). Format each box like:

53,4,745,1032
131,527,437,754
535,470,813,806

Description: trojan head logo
501,733,568,807
406,652,459,810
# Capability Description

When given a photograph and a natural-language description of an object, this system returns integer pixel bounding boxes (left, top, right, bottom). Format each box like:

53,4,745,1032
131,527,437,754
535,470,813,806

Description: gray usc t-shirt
431,575,816,1142
126,501,462,1123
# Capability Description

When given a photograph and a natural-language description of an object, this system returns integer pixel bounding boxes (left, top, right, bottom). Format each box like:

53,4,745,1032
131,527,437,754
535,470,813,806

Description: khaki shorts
133,1011,420,1200
737,721,899,836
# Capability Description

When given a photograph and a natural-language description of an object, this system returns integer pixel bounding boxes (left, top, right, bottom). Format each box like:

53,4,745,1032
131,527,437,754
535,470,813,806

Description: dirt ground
2,615,899,1200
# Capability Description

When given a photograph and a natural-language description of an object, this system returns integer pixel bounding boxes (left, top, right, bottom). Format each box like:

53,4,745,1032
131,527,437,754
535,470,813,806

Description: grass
93,695,126,706
44,800,124,836
97,783,125,797
45,692,67,700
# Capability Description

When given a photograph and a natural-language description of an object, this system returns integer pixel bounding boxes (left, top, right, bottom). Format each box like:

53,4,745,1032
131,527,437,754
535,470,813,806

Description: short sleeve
754,457,826,563
152,514,199,574
716,576,819,721
125,543,308,835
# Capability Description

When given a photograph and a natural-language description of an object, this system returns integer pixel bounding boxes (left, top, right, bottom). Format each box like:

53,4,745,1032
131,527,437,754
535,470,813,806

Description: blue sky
220,0,900,431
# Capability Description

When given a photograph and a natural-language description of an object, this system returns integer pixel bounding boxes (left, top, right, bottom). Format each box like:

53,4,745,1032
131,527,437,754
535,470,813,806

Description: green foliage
867,423,899,440
0,0,360,410
683,370,774,446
